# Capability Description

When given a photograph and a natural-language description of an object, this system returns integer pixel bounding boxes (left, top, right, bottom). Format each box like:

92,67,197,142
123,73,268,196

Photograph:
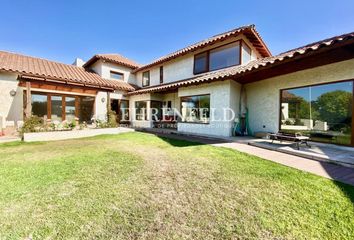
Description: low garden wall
23,127,134,142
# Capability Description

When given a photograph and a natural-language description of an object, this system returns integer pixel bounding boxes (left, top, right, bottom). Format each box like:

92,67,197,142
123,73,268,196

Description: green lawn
0,132,354,239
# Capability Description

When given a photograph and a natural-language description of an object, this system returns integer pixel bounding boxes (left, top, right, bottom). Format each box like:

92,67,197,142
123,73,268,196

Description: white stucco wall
0,72,23,128
95,91,108,121
177,80,240,137
90,60,137,85
246,58,354,134
135,35,262,88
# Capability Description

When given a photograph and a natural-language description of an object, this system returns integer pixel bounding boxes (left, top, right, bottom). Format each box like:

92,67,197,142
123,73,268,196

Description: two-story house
1,25,354,146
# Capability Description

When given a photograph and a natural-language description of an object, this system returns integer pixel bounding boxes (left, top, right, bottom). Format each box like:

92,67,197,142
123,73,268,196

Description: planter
23,127,134,142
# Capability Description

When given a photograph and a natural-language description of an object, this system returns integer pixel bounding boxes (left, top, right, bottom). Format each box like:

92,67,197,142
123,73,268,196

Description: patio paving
247,139,354,168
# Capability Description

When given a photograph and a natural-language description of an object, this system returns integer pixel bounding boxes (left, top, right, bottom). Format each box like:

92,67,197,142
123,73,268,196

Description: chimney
72,58,85,67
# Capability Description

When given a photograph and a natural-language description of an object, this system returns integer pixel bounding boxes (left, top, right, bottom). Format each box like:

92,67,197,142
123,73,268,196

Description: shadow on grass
0,141,45,148
149,132,230,147
320,162,354,203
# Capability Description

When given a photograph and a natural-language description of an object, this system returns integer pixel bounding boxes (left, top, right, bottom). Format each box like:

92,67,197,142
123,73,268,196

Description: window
193,42,241,74
31,94,47,118
150,101,162,121
119,100,129,122
194,52,208,74
280,81,353,145
160,66,164,84
209,42,240,71
79,96,95,123
65,96,76,122
110,71,124,80
242,42,252,64
135,101,147,120
181,95,210,123
142,71,150,87
51,96,63,121
27,91,95,123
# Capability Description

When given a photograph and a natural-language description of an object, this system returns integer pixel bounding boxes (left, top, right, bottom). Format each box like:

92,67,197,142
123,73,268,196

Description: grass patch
0,132,353,239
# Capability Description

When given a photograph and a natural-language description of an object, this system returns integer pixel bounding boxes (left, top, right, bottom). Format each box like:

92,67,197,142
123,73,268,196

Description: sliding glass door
280,80,353,145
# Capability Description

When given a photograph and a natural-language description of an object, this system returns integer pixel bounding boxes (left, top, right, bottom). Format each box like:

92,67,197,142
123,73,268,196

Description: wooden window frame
25,90,96,122
142,71,150,87
110,71,124,81
180,94,211,124
193,52,209,75
193,40,250,75
240,40,252,64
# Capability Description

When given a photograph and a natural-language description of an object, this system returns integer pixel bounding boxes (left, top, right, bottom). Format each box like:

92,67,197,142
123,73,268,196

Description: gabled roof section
127,30,354,95
132,24,271,73
83,53,141,69
0,51,136,91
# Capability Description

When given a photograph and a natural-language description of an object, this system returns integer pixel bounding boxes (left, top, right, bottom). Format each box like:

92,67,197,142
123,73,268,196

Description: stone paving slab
248,140,354,168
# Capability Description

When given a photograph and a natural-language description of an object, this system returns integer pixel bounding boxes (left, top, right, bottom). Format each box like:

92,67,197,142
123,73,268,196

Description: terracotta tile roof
83,53,141,69
127,31,354,95
0,51,136,91
132,24,271,73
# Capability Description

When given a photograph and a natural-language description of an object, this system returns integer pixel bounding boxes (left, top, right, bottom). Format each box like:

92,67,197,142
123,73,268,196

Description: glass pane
142,71,150,86
65,97,76,122
79,96,94,123
281,81,353,145
119,100,129,122
151,101,162,121
135,101,147,120
51,96,62,122
210,42,240,71
194,53,207,74
110,71,124,80
181,95,210,123
31,94,47,118
242,43,252,64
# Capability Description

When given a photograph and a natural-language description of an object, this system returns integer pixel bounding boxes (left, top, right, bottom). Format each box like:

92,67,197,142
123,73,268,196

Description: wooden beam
24,82,32,119
236,43,354,84
18,80,100,95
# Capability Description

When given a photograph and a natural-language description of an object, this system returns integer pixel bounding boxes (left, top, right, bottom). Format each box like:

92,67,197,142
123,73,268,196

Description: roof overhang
127,33,354,95
132,25,271,73
18,74,115,91
83,55,140,69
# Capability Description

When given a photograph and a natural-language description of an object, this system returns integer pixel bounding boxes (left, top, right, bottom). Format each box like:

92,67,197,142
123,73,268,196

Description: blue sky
1,0,354,65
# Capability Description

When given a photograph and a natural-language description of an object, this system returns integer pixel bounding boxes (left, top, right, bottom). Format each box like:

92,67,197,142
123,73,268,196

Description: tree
314,90,352,131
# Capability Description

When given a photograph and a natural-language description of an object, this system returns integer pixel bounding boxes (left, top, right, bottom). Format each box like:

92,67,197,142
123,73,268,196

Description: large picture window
135,101,147,120
193,41,242,74
28,92,95,123
280,81,353,145
181,95,210,123
209,42,240,71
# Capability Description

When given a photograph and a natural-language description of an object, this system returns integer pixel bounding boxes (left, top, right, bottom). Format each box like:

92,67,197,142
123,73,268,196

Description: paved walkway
147,131,354,186
0,136,21,144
